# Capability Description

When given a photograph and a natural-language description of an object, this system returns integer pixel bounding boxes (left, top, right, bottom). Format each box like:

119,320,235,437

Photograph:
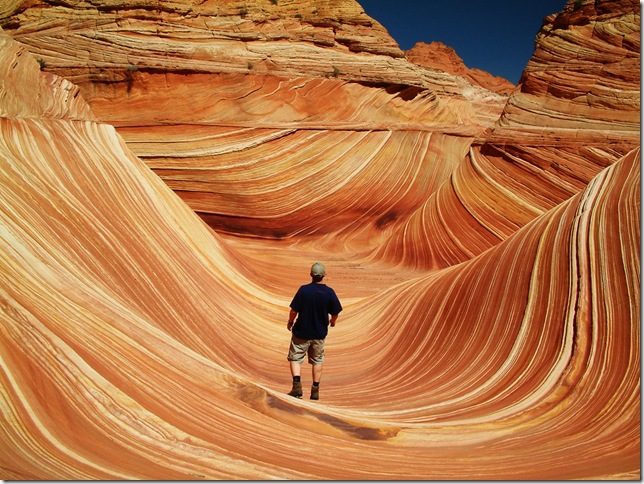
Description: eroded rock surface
406,41,516,95
0,0,640,480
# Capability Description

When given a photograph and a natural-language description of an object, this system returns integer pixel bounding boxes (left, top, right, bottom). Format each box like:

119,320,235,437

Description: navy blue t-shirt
290,283,342,340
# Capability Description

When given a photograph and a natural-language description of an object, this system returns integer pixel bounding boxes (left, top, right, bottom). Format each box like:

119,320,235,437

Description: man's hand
287,309,297,331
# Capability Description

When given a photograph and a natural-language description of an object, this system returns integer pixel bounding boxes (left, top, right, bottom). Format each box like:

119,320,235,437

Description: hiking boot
310,385,319,400
288,381,303,398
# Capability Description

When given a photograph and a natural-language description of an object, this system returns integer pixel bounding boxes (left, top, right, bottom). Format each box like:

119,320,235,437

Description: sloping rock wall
406,41,516,95
0,0,640,479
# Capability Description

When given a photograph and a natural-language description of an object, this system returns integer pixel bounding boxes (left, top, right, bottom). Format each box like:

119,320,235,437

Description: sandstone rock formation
406,41,516,95
492,0,640,143
0,0,640,480
379,0,640,270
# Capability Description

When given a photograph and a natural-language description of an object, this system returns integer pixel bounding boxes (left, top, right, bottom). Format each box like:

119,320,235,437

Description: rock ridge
406,41,515,95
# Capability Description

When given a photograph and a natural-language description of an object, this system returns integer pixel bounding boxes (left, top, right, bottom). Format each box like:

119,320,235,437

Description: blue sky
358,0,567,84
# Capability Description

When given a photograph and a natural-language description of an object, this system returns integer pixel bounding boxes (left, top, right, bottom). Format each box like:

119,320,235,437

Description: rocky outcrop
406,41,515,95
0,0,509,238
378,0,640,270
1,0,479,93
491,0,640,144
0,33,94,120
0,0,640,480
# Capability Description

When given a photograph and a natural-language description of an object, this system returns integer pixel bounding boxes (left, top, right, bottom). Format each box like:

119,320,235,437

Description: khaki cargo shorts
287,335,325,365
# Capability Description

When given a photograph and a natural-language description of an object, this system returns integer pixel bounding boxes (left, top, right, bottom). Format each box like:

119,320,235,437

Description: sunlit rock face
1,0,508,239
377,0,640,270
0,0,640,480
406,41,516,95
493,0,640,142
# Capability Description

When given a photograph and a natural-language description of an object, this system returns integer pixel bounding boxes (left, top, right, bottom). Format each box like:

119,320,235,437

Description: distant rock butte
0,0,640,480
406,41,515,95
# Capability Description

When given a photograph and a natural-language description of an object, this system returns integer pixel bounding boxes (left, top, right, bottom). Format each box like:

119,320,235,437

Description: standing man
286,262,342,400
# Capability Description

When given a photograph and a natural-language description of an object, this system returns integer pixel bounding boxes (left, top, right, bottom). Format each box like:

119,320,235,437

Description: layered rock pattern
0,0,640,480
378,0,640,270
492,0,640,142
1,0,509,240
406,41,516,95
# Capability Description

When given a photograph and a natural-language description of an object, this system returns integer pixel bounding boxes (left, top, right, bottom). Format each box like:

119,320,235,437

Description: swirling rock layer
0,0,640,480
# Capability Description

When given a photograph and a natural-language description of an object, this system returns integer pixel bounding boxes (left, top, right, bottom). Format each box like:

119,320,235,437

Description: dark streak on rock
315,413,400,441
265,393,400,441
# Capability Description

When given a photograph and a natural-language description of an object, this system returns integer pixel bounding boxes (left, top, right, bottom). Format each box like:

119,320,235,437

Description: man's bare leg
312,363,322,383
290,361,301,377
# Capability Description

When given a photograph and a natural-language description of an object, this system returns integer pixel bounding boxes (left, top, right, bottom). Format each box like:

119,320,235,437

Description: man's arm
329,290,342,328
330,313,338,327
287,309,297,331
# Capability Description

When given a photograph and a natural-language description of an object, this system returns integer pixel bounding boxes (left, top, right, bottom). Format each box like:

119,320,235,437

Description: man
286,262,342,400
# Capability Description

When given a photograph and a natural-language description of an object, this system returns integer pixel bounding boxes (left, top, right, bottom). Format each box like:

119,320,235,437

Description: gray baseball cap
310,262,326,276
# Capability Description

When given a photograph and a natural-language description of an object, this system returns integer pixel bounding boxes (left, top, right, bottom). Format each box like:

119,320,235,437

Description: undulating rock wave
0,0,640,479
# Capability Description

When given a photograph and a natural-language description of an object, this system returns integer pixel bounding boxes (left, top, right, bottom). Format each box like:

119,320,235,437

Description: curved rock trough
0,0,640,479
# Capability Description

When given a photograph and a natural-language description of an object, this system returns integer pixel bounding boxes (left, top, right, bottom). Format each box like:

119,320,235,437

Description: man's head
310,262,326,282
